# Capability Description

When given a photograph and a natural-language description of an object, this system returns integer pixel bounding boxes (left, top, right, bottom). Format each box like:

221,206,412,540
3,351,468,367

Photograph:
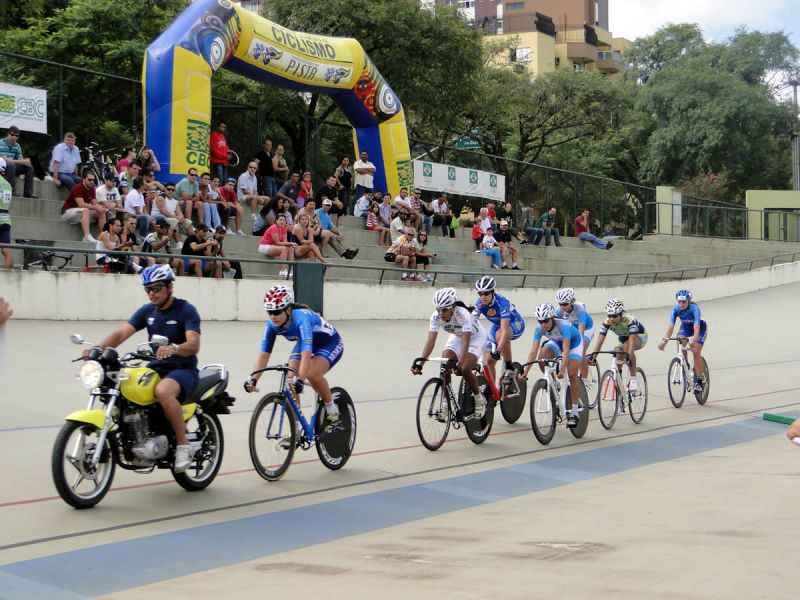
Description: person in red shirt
61,172,107,242
486,202,497,220
209,122,229,183
574,208,613,250
218,177,244,235
257,213,296,278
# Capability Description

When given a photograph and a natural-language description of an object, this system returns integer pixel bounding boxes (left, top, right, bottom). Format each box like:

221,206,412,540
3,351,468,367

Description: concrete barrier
3,260,800,322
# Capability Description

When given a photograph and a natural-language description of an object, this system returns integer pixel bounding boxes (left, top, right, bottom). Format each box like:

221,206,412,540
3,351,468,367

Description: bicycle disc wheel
667,357,686,408
597,370,619,430
628,368,648,424
249,393,296,481
583,361,601,409
569,379,589,439
315,387,357,470
416,377,451,451
529,379,557,445
694,357,710,406
464,374,493,444
500,363,526,424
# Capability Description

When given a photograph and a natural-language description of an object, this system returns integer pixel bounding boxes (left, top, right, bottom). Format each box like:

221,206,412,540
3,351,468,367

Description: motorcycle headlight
79,360,105,390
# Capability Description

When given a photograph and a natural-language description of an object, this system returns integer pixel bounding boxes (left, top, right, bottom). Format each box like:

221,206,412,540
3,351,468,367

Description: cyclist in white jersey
555,287,594,378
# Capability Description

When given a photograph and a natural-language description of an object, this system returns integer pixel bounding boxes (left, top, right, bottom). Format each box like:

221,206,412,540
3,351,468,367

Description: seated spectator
142,217,183,274
353,189,371,219
496,201,518,236
117,160,142,190
95,217,125,273
412,188,433,233
198,172,222,230
116,148,135,174
61,172,107,243
366,201,390,246
151,183,191,235
291,212,326,263
0,158,13,268
95,174,122,218
181,223,216,277
390,211,408,244
201,226,229,278
273,197,294,226
212,225,242,278
50,132,82,189
298,171,314,206
0,126,34,198
575,208,614,250
137,146,161,173
415,230,435,281
316,175,345,226
258,214,295,278
217,177,244,235
495,219,520,269
123,177,150,242
276,171,301,211
238,160,269,217
471,221,483,251
317,198,359,259
477,207,492,236
480,227,503,270
391,227,422,281
530,207,562,247
117,214,142,273
486,201,497,221
175,168,201,224
432,193,455,238
393,186,421,230
459,204,476,228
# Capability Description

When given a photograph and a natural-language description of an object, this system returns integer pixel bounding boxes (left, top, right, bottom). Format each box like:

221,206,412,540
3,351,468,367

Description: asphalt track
0,282,798,599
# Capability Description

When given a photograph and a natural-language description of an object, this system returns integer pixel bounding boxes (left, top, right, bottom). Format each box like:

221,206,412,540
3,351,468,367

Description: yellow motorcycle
51,334,235,508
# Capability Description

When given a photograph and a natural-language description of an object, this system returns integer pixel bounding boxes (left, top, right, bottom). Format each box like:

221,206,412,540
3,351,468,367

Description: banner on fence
412,160,505,201
0,82,47,134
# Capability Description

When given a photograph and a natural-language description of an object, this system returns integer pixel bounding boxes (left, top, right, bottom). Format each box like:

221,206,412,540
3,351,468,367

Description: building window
515,47,532,63
497,19,503,34
574,63,585,72
506,2,524,10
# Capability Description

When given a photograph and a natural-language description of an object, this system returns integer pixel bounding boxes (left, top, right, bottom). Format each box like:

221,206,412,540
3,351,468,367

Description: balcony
557,25,599,64
596,50,621,73
595,26,612,48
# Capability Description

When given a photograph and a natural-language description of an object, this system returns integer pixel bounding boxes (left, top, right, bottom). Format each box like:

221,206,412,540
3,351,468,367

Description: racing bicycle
666,336,710,408
589,350,648,430
526,357,589,445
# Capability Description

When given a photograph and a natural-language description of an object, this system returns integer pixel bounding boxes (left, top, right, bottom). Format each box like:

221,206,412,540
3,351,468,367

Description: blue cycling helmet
675,289,692,302
141,264,175,287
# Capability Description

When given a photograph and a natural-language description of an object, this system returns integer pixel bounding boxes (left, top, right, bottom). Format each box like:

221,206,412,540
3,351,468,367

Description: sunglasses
188,172,197,177
537,319,550,324
267,309,285,316
86,178,96,183
558,302,571,306
145,283,166,294
166,187,175,191
477,291,493,296
8,133,18,137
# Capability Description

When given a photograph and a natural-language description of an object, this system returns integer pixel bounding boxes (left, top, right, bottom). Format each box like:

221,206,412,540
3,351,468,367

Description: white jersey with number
429,306,488,358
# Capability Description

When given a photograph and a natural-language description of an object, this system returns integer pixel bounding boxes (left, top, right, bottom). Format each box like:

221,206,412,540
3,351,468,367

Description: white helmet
433,287,458,310
606,297,625,316
535,303,556,321
264,285,294,312
474,275,496,293
555,288,575,305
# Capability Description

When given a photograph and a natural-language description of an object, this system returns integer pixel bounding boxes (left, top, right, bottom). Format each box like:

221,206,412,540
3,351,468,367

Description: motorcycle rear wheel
173,412,224,491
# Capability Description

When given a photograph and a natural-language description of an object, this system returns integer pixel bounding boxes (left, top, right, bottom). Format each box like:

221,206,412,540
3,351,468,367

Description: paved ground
0,283,798,599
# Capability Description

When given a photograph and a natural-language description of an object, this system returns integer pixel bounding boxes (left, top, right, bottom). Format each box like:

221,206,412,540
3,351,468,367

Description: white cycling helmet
535,303,556,321
264,284,294,312
606,297,625,316
433,287,458,310
474,275,496,293
555,287,576,305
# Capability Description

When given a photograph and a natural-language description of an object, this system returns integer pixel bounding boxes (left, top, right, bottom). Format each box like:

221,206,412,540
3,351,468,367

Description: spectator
575,208,614,250
137,146,161,173
393,186,421,230
497,201,517,234
412,188,433,233
459,203,476,228
495,219,520,269
95,217,124,272
353,150,376,198
0,158,12,268
415,230,435,281
480,226,503,270
432,193,455,238
273,197,294,226
471,220,483,251
477,207,492,236
118,160,142,190
272,143,289,185
0,126,34,198
141,217,177,269
50,132,82,189
392,227,421,281
238,160,269,216
124,177,150,241
486,202,497,220
291,212,326,263
209,121,229,182
276,171,301,212
530,207,562,247
116,148,135,173
390,210,408,243
316,175,345,226
198,172,222,230
95,174,121,218
62,172,107,242
298,171,314,206
118,214,142,273
379,192,393,229
257,214,295,278
175,168,201,223
218,177,244,235
212,226,241,278
254,137,275,197
181,223,215,277
334,156,353,213
353,189,371,219
152,183,191,235
317,198,359,259
366,201,390,246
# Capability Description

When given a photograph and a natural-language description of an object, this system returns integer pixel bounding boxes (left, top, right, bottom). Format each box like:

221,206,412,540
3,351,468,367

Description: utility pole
790,77,800,191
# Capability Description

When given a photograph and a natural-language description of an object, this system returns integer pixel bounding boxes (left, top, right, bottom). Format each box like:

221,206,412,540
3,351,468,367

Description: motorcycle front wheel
51,421,116,509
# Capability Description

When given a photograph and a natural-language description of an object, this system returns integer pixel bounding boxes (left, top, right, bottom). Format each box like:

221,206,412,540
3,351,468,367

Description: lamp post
789,77,800,191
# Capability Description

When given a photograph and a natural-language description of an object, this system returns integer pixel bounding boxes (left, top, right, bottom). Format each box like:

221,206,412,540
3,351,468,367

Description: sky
610,0,799,45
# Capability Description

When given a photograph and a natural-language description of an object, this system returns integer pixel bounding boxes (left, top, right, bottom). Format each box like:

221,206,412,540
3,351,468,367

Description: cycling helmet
433,287,458,310
474,275,496,293
535,303,556,321
555,287,576,305
606,297,625,316
140,264,175,286
675,289,693,302
264,285,294,312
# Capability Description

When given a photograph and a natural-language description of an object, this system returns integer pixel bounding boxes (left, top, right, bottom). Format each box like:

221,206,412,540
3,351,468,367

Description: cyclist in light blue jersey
522,303,583,426
555,287,594,378
473,275,526,385
244,285,343,423
657,289,708,393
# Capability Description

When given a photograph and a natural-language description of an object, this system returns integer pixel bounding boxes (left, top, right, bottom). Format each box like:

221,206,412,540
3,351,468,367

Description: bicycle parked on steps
588,350,648,430
526,357,589,445
665,336,710,408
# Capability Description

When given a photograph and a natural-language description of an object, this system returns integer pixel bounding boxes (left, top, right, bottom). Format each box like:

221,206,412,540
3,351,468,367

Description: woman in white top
480,227,503,269
96,217,122,268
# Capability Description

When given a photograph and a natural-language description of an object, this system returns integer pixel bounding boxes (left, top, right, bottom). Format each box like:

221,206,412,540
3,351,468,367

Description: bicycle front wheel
583,361,601,409
628,368,648,424
416,377,451,451
597,370,619,430
667,357,686,408
249,393,296,481
530,379,557,445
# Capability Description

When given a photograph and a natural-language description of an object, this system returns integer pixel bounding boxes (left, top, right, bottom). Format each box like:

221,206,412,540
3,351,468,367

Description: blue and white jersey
557,301,593,332
475,293,524,328
670,303,703,329
533,318,582,348
260,308,339,354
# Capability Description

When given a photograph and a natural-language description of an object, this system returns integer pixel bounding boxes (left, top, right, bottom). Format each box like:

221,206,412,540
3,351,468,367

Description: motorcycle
51,334,235,509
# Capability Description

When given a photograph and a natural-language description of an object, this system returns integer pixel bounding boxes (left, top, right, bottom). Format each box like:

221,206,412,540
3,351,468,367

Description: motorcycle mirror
70,334,86,345
151,335,169,348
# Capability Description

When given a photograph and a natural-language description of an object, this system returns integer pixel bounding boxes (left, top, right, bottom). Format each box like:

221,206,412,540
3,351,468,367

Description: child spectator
366,202,390,246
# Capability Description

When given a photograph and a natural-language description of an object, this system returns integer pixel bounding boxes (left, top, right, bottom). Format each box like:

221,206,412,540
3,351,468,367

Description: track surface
0,283,798,599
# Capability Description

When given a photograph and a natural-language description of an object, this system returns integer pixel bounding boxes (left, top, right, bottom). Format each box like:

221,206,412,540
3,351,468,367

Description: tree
624,24,706,83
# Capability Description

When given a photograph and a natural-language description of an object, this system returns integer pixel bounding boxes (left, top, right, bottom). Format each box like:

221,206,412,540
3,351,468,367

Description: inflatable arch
143,0,411,194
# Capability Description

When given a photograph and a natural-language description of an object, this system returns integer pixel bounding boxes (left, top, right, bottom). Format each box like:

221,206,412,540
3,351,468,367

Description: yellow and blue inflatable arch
143,0,411,195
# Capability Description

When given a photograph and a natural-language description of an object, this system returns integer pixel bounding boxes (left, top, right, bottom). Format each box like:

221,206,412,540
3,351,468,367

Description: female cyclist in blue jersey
522,303,583,426
473,275,525,386
589,298,647,392
657,289,708,393
555,287,594,378
244,285,343,423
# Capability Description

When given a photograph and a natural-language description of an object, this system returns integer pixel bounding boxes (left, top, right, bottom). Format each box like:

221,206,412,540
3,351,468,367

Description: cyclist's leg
303,336,344,409
487,323,500,382
565,342,583,411
580,326,594,378
690,322,707,377
539,341,557,372
626,334,645,377
443,334,478,395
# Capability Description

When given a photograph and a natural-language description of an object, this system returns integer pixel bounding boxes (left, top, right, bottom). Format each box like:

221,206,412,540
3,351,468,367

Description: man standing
0,126,34,198
353,151,376,199
50,132,82,189
575,208,614,250
254,137,275,197
238,160,269,218
209,121,230,183
61,172,107,242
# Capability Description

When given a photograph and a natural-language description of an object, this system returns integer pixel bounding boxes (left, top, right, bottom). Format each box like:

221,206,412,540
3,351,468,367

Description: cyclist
590,298,647,393
92,264,200,473
473,275,526,392
244,285,342,424
411,288,490,417
657,289,708,393
555,287,594,378
522,303,583,426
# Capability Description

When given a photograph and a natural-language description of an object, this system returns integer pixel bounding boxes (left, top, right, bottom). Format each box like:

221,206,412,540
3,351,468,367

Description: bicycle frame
530,358,569,420
669,337,692,387
255,365,320,442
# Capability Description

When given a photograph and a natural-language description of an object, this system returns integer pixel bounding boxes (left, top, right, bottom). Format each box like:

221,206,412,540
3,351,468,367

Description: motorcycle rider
91,264,201,472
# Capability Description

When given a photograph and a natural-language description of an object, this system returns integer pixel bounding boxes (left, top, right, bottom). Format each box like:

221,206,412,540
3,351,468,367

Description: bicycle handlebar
588,350,630,361
521,358,561,368
250,365,298,377
666,336,690,342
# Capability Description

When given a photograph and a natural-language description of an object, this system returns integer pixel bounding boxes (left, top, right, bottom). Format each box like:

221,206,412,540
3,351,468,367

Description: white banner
412,160,505,202
0,82,47,134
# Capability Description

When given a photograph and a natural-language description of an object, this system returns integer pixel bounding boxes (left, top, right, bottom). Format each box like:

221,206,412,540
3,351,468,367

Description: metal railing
3,242,799,289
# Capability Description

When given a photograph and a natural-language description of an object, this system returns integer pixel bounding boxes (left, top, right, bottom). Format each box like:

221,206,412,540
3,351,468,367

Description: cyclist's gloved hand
490,350,501,361
411,357,425,375
244,377,258,393
292,380,305,395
